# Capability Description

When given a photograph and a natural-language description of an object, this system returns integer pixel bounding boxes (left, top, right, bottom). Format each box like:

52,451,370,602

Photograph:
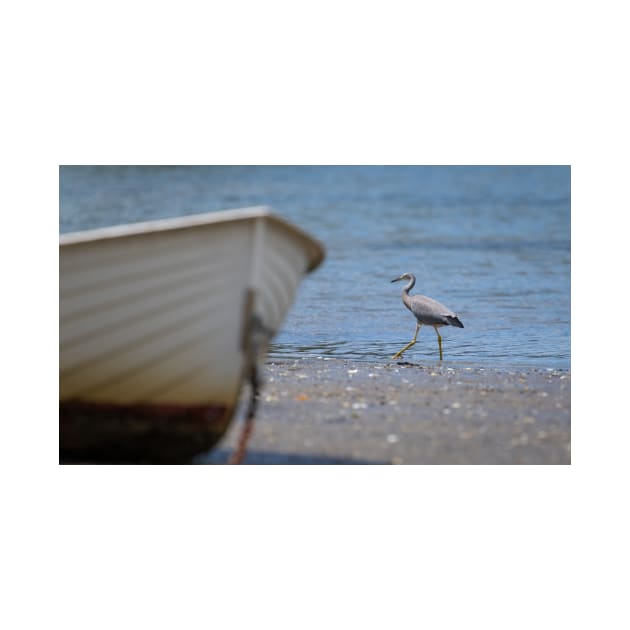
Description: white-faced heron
391,273,464,360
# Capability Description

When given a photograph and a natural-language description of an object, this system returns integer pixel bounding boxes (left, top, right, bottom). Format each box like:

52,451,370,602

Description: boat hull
59,207,324,462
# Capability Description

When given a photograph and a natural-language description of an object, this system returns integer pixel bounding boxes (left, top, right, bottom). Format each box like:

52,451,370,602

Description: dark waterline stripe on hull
59,401,234,463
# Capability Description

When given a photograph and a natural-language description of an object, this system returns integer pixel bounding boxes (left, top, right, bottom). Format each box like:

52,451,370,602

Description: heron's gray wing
409,295,459,326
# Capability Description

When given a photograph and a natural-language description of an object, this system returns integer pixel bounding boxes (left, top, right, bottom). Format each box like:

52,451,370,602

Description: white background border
4,1,627,628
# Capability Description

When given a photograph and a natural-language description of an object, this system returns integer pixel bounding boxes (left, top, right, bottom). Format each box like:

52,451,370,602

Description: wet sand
200,358,571,465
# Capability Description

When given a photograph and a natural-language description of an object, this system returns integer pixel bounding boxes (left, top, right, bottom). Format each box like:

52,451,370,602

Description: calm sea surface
60,166,570,369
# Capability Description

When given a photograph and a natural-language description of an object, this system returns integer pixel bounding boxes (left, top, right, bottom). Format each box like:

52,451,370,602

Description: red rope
229,366,260,464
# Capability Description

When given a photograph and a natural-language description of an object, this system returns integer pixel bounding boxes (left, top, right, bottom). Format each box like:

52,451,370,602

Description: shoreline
201,357,571,465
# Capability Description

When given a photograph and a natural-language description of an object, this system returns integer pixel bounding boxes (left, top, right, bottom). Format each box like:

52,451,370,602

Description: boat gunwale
59,206,325,272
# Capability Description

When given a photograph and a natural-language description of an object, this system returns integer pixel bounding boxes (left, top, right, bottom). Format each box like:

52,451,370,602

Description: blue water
60,166,570,369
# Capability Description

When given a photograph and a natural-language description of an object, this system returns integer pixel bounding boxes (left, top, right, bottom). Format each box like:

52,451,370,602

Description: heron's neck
403,275,416,294
401,276,416,311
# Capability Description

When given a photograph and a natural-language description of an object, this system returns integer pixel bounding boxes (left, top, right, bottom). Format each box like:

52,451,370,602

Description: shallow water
60,166,570,369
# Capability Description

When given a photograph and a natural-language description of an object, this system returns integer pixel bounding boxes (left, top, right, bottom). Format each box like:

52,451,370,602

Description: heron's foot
392,340,416,359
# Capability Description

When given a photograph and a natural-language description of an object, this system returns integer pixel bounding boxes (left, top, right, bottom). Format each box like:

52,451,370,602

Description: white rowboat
59,207,324,462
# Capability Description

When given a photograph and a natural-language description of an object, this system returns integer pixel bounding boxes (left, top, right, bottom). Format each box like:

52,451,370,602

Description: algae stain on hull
59,401,234,463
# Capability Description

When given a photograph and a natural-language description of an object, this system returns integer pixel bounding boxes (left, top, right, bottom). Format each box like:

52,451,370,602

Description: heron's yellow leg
434,326,443,360
392,323,421,359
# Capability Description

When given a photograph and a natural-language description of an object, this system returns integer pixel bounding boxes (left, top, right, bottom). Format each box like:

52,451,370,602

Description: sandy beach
200,358,570,465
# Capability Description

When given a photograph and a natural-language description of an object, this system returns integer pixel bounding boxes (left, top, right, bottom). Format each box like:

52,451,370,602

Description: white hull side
60,208,324,408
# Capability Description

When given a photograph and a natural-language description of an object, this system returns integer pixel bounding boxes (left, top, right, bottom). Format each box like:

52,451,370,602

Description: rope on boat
230,306,272,464
228,364,260,464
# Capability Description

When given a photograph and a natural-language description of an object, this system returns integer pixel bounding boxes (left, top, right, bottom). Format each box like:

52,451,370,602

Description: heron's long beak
391,275,403,283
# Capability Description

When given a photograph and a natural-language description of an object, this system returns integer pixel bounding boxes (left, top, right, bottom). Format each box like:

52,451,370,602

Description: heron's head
391,273,412,283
